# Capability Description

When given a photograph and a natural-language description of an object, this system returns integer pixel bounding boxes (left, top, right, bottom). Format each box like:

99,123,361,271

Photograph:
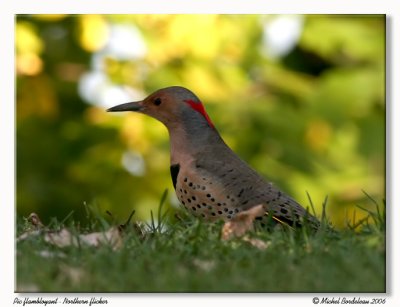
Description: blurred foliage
16,15,385,228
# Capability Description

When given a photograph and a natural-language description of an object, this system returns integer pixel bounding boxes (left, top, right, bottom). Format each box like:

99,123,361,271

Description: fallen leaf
44,227,123,250
79,227,123,250
130,221,148,240
44,229,77,248
17,230,42,242
221,204,264,240
16,284,40,292
242,236,270,250
27,212,45,229
17,213,125,250
193,258,216,272
17,213,46,242
37,250,67,259
18,212,146,251
59,264,86,284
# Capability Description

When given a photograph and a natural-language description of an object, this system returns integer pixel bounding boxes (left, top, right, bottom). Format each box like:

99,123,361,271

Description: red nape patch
184,99,215,129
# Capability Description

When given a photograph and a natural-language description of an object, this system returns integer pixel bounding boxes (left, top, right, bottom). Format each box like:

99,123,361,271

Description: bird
107,86,320,230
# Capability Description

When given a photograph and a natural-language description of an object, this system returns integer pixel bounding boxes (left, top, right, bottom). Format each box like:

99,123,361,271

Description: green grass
16,195,385,293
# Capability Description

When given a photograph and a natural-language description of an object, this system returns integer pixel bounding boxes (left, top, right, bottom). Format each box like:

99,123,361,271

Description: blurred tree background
16,15,385,228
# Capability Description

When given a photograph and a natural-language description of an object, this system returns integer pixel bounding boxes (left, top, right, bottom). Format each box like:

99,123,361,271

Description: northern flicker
108,86,319,230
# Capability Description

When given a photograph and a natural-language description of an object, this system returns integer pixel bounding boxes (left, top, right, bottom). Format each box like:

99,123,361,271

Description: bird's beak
107,101,144,112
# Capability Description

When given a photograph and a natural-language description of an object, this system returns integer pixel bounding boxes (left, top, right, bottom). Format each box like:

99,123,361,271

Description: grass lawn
16,199,385,293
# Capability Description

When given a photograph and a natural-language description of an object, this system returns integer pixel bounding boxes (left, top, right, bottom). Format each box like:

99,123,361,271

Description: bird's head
107,86,214,130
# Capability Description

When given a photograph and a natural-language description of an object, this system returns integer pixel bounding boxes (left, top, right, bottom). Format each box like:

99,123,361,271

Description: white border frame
2,1,398,306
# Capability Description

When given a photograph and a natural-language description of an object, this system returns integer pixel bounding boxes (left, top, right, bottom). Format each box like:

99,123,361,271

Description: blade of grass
157,189,169,232
306,191,317,217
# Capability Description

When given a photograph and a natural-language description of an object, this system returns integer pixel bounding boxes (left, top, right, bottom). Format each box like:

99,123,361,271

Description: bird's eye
154,98,162,106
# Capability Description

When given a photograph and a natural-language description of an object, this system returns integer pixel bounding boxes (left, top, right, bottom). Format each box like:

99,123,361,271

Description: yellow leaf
79,15,109,52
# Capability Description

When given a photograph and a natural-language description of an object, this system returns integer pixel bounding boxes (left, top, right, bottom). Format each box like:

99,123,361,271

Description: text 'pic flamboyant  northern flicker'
108,86,320,230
